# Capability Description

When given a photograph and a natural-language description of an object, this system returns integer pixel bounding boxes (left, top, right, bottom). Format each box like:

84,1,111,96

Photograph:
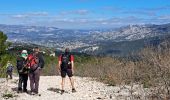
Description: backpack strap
69,54,71,61
61,53,71,62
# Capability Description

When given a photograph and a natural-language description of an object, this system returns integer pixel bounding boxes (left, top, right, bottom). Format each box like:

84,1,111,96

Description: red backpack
26,54,38,69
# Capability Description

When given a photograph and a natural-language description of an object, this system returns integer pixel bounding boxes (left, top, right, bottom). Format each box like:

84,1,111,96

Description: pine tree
0,31,10,77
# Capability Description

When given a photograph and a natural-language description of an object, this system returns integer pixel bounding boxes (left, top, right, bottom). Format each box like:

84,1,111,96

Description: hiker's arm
12,65,14,71
16,59,19,69
71,61,74,74
71,55,74,74
58,61,61,73
16,58,21,72
57,55,62,74
39,54,45,68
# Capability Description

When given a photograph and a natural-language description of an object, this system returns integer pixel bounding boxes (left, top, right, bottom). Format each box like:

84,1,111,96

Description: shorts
61,69,73,78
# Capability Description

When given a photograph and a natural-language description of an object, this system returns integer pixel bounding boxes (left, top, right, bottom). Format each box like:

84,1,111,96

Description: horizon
0,0,170,29
0,23,170,30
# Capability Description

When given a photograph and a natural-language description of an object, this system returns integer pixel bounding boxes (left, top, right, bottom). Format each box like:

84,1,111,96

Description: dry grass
75,41,170,100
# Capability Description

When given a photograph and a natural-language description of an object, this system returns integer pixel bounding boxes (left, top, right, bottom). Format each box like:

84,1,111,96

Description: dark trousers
29,68,41,93
18,74,28,91
6,71,12,79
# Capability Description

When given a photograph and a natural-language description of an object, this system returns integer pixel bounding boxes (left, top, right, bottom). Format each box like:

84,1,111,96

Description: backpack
26,54,39,71
17,57,25,71
61,53,71,70
7,65,13,72
17,57,27,73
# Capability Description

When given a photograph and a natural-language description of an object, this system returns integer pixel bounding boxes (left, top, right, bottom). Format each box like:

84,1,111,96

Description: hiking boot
17,88,22,93
30,92,36,95
72,88,76,93
17,90,22,93
61,90,65,95
23,89,28,93
34,91,38,94
34,93,41,96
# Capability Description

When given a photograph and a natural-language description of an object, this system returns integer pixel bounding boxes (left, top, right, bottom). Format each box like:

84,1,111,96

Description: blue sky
0,0,170,29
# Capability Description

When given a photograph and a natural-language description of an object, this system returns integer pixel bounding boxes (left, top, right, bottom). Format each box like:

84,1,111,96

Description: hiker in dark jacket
57,48,76,94
16,50,29,93
28,47,44,95
6,61,13,79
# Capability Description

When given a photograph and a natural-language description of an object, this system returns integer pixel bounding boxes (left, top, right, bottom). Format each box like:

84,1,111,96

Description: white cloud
60,9,90,15
102,6,170,16
159,15,170,20
28,12,48,16
1,9,170,29
74,9,90,15
11,12,49,19
12,14,28,18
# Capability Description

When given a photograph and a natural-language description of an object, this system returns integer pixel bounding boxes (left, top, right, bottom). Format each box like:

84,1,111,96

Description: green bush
41,55,58,76
2,93,14,99
0,31,11,78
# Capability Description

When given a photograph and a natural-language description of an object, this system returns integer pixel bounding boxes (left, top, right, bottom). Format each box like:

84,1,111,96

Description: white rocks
0,78,6,83
0,76,150,100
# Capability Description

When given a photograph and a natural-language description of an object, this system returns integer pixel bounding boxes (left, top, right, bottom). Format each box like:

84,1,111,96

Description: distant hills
0,23,170,56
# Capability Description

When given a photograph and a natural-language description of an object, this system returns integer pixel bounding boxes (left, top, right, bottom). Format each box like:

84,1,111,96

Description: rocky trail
0,76,148,100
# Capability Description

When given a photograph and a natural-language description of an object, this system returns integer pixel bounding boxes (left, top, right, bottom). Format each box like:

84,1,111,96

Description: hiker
28,47,44,95
57,48,76,94
6,61,13,79
16,50,29,93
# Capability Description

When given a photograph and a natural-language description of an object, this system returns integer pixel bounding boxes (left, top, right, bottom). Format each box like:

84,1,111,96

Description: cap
21,50,28,54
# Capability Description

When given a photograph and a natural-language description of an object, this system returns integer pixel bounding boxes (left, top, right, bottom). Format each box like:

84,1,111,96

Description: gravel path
0,76,148,100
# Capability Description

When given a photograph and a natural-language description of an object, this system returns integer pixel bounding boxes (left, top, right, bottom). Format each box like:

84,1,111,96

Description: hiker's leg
6,72,8,79
61,78,65,91
34,69,40,93
9,72,12,79
29,73,35,92
67,69,75,89
61,70,66,91
69,77,75,89
23,74,28,91
18,74,23,91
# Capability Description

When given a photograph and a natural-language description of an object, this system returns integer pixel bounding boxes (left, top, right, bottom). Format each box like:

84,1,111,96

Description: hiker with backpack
16,50,29,93
57,48,76,94
28,47,44,95
6,61,13,79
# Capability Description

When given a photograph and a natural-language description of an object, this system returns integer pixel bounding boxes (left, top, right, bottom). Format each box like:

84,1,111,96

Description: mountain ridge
1,23,170,56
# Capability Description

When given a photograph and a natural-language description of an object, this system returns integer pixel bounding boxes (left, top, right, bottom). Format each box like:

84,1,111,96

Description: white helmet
21,50,28,54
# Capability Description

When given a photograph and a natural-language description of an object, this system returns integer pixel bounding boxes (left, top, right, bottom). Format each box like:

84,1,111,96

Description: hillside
1,23,170,56
1,31,170,100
